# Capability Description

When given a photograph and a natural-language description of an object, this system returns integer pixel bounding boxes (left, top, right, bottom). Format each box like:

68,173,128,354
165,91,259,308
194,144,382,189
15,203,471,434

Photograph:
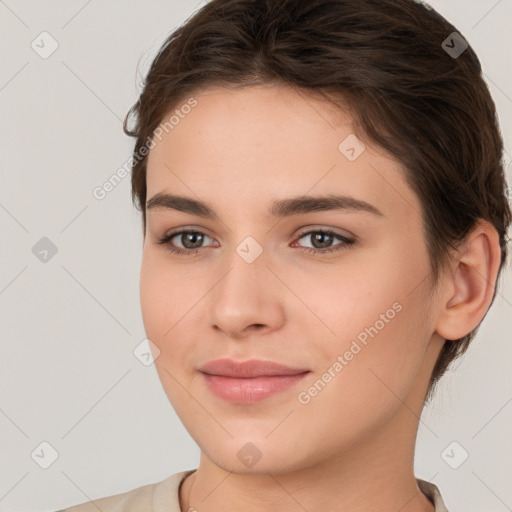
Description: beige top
57,470,449,512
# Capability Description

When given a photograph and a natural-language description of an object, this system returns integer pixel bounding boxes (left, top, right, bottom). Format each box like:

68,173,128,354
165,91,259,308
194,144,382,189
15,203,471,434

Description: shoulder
416,478,450,512
56,469,196,512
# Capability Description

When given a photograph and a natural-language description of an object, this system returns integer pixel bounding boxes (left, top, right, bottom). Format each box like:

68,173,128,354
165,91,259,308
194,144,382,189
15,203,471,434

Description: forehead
145,84,422,223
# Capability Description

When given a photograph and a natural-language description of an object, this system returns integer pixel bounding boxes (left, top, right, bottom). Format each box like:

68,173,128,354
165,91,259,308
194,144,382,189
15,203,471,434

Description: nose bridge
208,234,284,335
215,235,271,304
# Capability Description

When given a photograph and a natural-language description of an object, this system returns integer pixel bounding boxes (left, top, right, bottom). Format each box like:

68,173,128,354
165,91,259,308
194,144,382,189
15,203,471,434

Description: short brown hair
124,0,511,403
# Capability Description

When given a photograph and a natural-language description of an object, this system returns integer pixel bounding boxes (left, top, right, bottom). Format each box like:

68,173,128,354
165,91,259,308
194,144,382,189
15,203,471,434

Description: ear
435,220,503,341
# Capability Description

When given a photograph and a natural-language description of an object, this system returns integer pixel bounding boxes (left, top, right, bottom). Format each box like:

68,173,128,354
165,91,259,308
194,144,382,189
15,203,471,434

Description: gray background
0,1,510,511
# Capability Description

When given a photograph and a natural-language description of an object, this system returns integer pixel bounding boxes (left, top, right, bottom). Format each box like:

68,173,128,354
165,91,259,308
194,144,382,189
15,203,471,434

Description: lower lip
201,372,310,403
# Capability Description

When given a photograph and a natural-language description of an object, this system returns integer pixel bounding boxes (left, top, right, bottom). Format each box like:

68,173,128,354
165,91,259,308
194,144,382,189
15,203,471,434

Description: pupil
185,232,202,248
313,232,332,249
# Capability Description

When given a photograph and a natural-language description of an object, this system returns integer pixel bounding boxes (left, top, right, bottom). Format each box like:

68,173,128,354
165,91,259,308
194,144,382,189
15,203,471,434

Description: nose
208,249,286,340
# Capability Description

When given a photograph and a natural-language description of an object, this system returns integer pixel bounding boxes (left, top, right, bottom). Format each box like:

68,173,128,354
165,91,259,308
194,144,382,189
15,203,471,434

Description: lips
198,358,309,378
198,358,310,403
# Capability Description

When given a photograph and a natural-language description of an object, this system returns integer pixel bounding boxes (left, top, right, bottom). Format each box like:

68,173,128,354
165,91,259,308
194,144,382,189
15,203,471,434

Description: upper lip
198,358,310,378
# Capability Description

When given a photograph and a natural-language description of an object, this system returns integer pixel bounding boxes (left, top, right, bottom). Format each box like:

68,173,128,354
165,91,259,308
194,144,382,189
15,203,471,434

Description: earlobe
435,220,502,341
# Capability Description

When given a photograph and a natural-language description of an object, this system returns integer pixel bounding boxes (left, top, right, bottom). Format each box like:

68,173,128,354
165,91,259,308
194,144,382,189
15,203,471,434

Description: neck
179,405,435,512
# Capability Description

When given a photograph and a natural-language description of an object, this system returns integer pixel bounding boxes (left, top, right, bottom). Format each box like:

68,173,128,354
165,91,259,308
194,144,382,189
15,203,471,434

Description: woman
58,0,511,510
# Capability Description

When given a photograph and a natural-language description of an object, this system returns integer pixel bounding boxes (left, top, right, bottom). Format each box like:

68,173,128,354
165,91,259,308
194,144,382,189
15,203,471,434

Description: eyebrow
146,193,384,219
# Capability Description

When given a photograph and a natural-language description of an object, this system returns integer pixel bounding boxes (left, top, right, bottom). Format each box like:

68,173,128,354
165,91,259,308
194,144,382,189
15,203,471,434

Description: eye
292,229,355,254
156,230,217,255
155,228,355,256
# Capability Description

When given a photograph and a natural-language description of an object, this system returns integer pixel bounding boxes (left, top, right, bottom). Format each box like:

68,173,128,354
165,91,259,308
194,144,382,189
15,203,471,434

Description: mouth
198,358,311,403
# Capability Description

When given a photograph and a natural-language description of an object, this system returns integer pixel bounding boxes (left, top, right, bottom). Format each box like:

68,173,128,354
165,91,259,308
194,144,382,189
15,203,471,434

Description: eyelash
155,228,355,256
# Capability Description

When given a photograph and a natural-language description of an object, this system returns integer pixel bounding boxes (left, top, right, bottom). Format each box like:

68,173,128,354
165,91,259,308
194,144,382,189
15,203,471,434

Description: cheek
292,288,431,447
139,254,168,343
139,253,196,404
294,242,432,396
139,251,198,345
282,252,408,345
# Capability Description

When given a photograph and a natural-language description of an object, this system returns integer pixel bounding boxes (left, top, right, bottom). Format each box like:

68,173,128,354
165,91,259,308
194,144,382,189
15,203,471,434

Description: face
140,84,441,475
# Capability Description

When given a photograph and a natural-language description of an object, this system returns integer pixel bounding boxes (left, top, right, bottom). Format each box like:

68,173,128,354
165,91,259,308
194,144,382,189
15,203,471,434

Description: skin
140,84,501,512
